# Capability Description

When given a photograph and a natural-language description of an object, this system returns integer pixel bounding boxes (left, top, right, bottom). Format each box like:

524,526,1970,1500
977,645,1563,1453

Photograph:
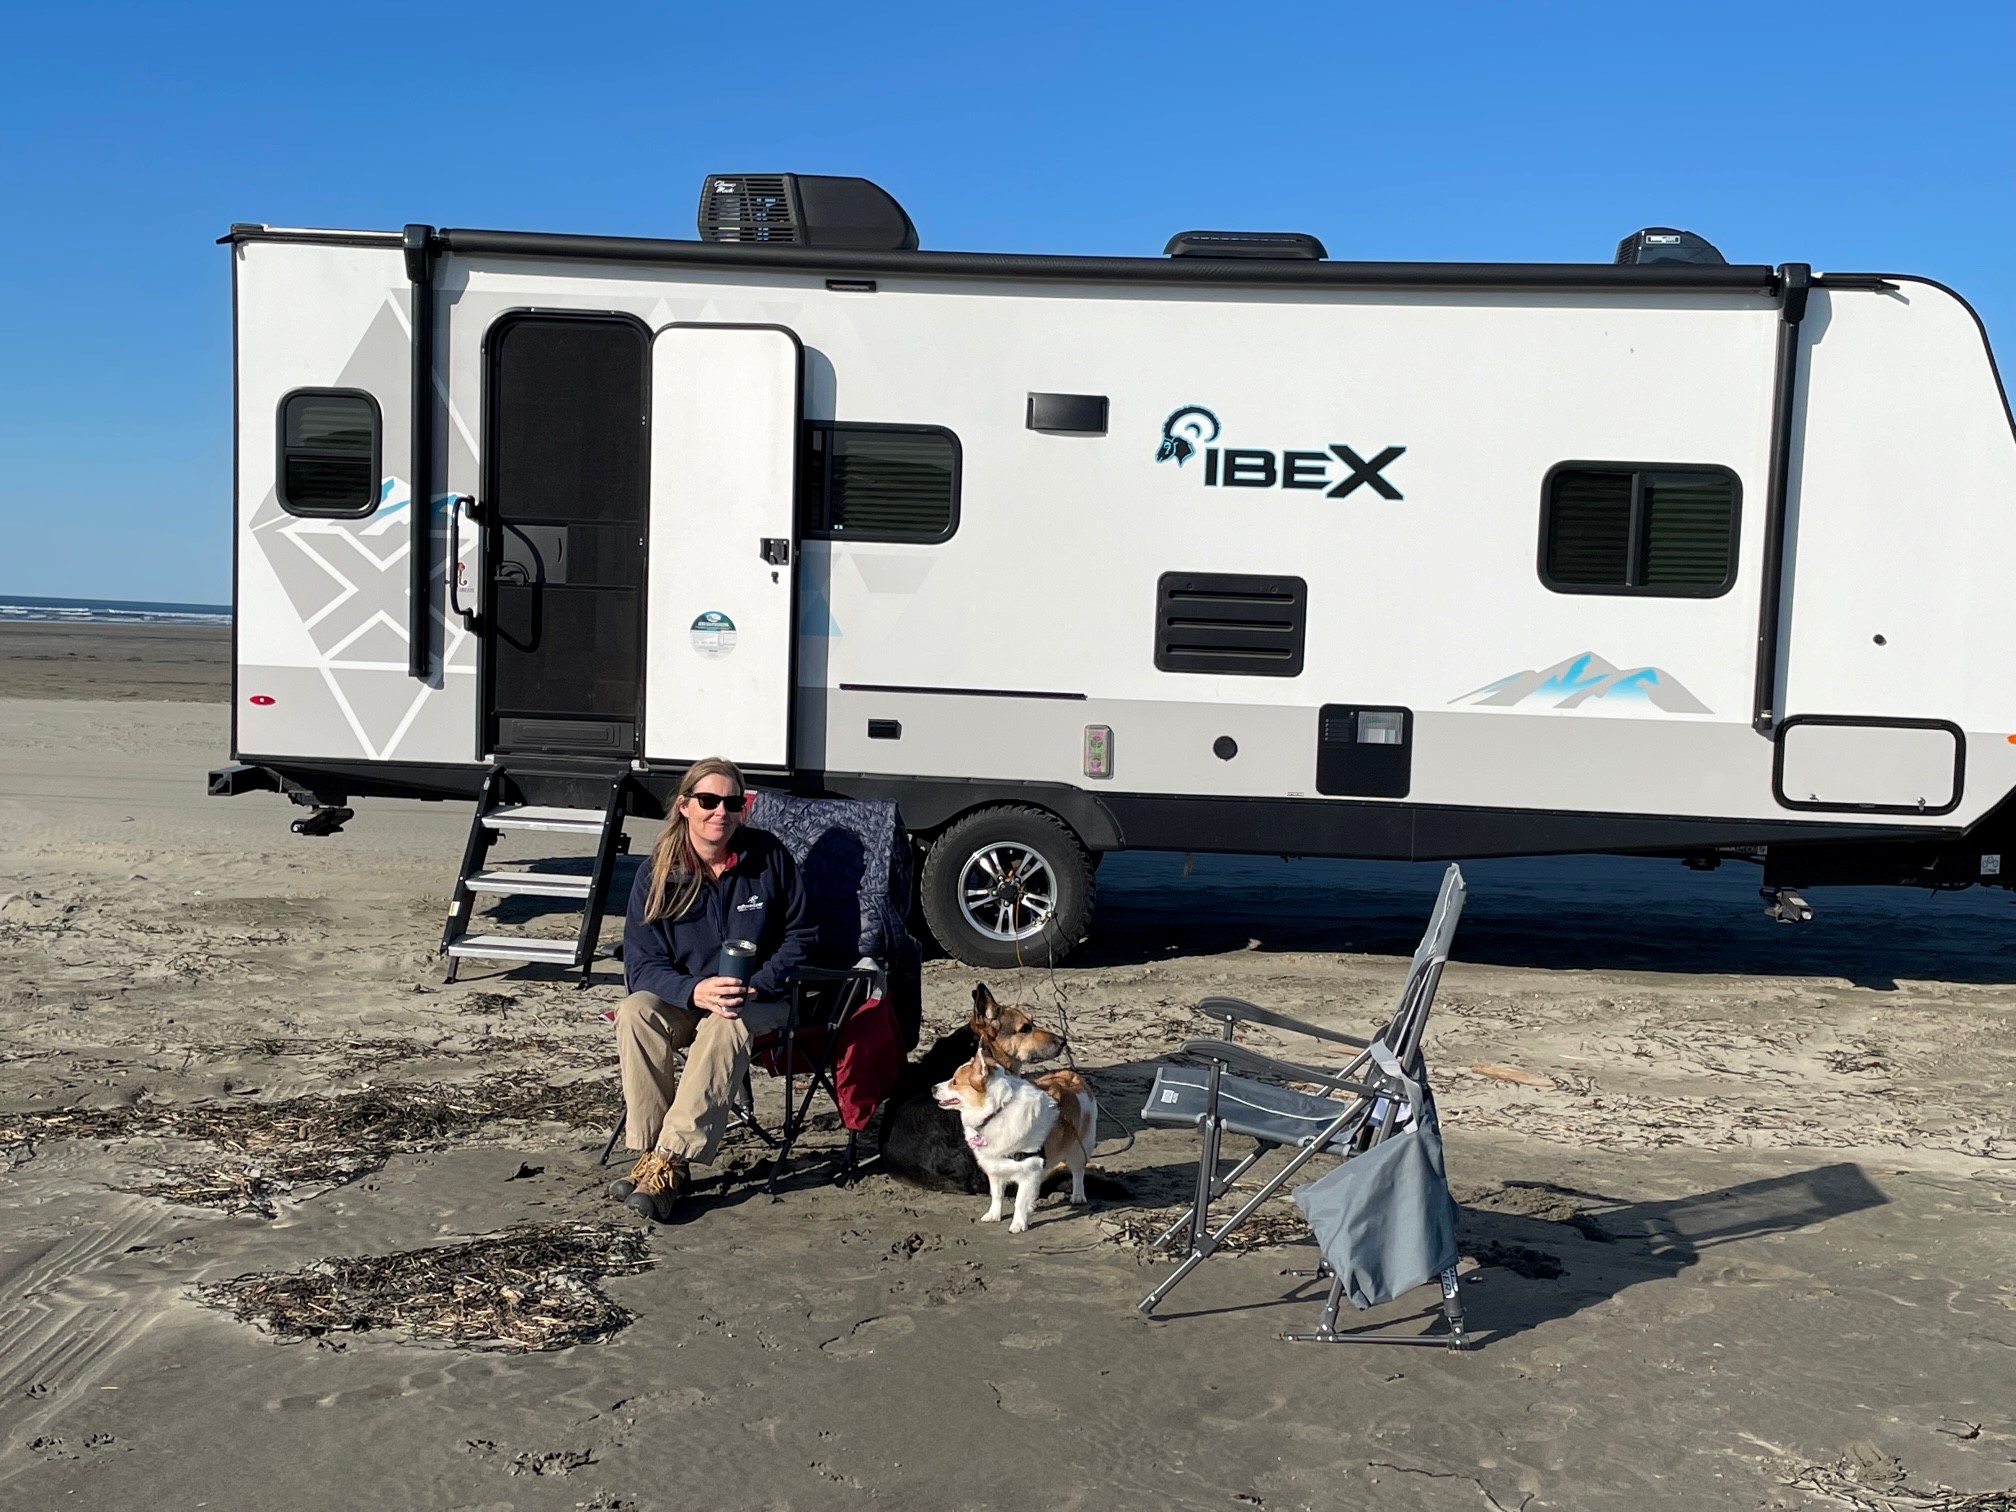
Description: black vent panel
1155,572,1306,678
699,175,800,244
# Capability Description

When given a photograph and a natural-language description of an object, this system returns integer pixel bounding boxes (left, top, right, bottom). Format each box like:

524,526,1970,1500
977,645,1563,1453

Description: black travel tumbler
717,939,758,983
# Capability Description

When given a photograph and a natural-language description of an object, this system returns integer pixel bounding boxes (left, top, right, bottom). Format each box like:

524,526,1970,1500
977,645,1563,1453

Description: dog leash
1003,862,1141,1157
1004,862,1080,1071
1093,1097,1135,1156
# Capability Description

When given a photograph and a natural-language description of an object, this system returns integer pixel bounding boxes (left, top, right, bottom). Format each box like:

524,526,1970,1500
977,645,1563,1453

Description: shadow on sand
1134,1159,1888,1349
1083,851,2015,990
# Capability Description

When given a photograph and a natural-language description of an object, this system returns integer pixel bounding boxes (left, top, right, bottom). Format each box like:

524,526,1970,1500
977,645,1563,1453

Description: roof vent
1615,227,1726,267
698,174,918,251
1165,230,1327,260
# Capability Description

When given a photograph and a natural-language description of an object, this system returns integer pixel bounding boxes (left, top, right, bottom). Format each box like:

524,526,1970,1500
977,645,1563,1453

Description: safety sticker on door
690,611,738,659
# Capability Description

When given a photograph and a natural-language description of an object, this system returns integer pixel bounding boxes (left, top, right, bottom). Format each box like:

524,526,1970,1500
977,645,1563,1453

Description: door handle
761,537,791,566
448,495,479,630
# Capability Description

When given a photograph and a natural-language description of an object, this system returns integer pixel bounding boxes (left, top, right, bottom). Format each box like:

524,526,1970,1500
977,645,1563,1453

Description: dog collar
966,1104,1006,1148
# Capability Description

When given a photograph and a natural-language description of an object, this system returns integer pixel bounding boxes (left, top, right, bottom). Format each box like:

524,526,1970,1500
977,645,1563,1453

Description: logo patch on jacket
735,896,764,911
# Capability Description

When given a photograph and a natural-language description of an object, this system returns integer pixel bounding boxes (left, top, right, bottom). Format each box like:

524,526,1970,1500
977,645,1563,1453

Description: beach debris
1823,1046,1890,1075
509,1449,596,1476
230,1035,421,1072
507,1162,545,1181
0,1072,616,1216
196,1222,651,1353
1470,1062,1551,1088
1786,1446,2015,1511
1102,1202,1310,1256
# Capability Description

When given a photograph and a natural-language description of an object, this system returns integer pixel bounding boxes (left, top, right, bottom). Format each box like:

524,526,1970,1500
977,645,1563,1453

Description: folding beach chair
1136,864,1467,1345
600,793,921,1193
744,792,921,1190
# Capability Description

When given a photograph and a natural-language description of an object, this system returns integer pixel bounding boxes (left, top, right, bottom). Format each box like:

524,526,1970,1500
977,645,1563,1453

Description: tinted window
804,425,958,541
1542,465,1738,595
278,390,380,516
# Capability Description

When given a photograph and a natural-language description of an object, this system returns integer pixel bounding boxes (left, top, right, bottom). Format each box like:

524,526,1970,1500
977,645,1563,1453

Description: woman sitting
612,757,816,1221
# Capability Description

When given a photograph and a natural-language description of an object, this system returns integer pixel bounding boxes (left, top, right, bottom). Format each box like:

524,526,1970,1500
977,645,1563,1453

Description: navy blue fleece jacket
623,827,818,1008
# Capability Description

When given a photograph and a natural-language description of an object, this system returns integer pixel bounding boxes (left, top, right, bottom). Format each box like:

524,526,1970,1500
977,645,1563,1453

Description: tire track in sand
0,1198,181,1478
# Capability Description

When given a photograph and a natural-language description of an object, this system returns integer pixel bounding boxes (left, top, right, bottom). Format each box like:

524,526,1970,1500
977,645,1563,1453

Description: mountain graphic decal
1453,653,1711,714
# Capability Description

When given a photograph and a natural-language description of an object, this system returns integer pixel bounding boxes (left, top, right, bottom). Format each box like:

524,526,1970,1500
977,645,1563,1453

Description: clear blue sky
4,0,2010,606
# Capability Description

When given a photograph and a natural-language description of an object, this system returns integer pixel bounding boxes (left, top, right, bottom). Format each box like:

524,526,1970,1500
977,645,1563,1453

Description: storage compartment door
645,325,802,768
1775,716,1962,814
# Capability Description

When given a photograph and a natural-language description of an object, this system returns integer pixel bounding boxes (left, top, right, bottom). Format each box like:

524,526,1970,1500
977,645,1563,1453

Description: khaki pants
614,990,793,1164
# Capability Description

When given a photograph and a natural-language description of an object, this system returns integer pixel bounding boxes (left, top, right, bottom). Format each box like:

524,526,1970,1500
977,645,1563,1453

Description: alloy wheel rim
955,841,1059,943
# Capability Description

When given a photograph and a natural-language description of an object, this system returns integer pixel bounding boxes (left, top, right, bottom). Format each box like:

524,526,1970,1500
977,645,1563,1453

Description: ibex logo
1155,405,1220,466
1155,406,1405,499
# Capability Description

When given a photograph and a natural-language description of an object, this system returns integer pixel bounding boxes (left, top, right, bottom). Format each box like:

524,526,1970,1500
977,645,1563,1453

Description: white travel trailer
210,174,2016,971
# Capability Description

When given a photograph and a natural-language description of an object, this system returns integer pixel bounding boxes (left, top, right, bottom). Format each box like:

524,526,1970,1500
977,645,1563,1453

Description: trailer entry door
644,324,802,769
482,314,649,758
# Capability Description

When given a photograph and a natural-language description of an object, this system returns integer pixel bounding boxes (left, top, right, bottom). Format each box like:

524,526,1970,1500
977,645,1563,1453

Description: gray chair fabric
1292,1104,1459,1311
1142,1066,1363,1154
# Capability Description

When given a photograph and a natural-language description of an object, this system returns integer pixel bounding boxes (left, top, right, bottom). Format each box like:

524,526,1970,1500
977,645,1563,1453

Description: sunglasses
683,791,748,813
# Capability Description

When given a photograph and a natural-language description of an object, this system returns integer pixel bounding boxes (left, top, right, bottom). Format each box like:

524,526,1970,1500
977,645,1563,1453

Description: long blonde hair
644,757,748,923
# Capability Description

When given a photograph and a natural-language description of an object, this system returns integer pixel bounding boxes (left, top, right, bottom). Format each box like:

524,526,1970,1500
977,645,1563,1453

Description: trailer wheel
918,806,1095,969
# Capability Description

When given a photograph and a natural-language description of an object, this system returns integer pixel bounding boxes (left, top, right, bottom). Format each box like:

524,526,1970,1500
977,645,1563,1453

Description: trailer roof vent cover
1164,230,1327,260
699,174,918,251
1615,227,1726,266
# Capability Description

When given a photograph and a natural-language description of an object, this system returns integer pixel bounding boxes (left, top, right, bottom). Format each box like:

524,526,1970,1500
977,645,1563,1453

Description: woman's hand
692,976,750,1017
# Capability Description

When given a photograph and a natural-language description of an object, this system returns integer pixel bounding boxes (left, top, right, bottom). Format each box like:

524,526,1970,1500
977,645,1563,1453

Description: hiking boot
619,1150,686,1222
624,1186,680,1222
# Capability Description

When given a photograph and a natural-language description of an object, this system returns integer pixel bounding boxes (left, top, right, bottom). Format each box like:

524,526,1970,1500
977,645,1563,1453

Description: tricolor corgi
932,1050,1098,1232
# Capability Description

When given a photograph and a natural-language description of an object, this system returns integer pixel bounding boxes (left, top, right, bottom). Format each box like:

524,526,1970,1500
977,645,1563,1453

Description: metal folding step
465,871,594,899
444,934,582,965
440,768,633,985
482,805,607,835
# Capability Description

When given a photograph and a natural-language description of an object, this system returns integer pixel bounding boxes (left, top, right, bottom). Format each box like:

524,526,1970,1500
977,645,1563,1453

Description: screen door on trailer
483,314,648,758
645,324,801,768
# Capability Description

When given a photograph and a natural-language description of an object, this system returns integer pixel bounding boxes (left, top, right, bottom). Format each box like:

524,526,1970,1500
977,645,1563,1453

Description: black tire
917,805,1096,969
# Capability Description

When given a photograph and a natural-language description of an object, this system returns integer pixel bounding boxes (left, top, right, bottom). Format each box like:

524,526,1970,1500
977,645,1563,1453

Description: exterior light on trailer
1083,725,1114,779
249,695,275,706
1357,711,1405,745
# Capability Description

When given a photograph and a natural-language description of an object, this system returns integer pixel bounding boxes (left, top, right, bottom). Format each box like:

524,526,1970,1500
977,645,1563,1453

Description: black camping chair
601,792,921,1193
1136,864,1469,1345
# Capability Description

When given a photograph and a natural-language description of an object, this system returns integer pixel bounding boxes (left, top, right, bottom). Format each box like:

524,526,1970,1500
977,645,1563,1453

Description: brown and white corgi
932,1050,1098,1232
878,984,1069,1193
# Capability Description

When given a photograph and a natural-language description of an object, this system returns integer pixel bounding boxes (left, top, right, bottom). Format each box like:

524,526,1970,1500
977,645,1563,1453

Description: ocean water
0,594,231,627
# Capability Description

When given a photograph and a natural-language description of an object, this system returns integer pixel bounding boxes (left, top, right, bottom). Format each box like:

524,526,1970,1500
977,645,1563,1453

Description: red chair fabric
751,992,904,1132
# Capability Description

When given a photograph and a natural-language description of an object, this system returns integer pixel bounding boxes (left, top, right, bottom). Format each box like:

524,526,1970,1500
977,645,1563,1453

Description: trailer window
803,424,959,542
1540,465,1738,596
277,390,381,517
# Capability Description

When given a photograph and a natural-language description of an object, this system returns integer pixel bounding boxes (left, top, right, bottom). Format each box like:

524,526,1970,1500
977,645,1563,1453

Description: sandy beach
0,622,230,703
2,627,2013,1511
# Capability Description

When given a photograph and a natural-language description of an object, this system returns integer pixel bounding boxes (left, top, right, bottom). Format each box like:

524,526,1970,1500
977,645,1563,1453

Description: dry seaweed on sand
1787,1457,2015,1511
0,1071,618,1215
196,1222,653,1352
129,1149,387,1217
1102,1202,1312,1257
